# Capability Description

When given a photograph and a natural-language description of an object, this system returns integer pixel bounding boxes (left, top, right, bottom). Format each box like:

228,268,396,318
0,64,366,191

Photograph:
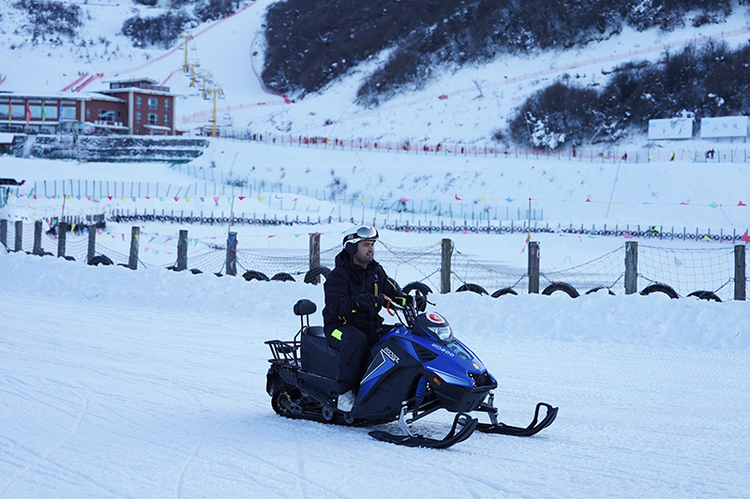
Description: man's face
352,240,375,268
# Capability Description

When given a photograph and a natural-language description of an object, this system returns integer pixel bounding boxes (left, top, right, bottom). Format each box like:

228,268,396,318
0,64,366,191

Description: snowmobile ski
369,412,478,449
474,402,558,437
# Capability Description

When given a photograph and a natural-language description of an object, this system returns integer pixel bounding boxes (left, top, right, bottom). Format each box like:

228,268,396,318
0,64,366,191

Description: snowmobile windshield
415,312,454,343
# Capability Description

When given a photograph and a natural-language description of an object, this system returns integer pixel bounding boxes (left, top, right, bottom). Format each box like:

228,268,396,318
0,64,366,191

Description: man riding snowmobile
322,226,407,412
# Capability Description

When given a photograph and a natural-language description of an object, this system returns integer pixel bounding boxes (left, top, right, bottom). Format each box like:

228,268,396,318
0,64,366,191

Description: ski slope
1,250,749,498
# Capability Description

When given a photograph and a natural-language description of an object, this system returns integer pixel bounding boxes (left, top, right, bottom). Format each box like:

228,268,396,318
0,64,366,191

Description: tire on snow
456,283,488,295
640,283,679,299
491,287,518,298
542,282,579,298
687,290,721,302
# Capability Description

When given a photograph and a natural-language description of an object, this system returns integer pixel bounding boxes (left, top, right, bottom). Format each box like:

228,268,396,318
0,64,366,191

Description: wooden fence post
309,232,321,284
176,229,188,271
735,244,746,301
441,238,452,294
129,226,140,270
33,221,43,255
14,221,22,252
625,241,638,294
57,222,68,258
528,240,540,294
87,225,96,264
226,231,237,276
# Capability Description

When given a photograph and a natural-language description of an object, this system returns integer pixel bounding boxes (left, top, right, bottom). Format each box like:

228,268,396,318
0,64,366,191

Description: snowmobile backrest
293,299,317,316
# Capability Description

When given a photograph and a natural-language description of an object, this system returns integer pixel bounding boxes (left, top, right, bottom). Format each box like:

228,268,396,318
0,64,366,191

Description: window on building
61,106,76,119
135,112,141,124
164,114,170,127
164,100,170,111
147,113,158,125
148,97,158,110
136,96,142,108
98,109,116,122
86,108,91,119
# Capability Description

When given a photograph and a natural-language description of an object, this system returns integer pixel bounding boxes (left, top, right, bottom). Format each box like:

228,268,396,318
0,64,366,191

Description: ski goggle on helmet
343,226,379,249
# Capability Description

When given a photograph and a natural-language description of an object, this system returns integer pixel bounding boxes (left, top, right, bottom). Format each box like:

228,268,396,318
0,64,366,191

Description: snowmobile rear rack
265,339,301,368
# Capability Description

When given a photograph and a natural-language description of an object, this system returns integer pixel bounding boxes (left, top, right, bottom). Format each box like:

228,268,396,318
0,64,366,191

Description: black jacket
322,249,400,334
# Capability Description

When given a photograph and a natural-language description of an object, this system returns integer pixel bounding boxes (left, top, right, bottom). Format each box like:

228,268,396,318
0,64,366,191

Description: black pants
324,324,380,393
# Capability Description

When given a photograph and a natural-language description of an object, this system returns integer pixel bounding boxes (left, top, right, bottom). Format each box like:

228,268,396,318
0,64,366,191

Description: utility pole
180,32,193,73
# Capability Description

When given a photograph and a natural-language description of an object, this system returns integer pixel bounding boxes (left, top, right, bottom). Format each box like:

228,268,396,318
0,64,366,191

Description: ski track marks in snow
2,251,750,498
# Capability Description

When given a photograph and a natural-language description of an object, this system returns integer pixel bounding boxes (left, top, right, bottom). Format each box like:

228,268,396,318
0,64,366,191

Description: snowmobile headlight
427,325,453,343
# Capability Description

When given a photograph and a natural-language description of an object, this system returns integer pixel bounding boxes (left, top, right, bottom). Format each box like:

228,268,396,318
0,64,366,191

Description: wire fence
199,129,750,164
2,220,746,301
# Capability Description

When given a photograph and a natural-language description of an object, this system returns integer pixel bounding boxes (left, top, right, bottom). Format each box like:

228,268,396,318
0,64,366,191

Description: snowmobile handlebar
380,294,418,329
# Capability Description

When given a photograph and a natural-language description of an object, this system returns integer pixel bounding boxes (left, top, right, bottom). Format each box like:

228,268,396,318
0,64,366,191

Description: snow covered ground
2,145,750,498
2,1,750,496
2,248,749,498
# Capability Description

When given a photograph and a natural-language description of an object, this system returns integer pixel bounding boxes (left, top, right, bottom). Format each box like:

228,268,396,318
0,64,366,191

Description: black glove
376,295,390,308
354,294,385,312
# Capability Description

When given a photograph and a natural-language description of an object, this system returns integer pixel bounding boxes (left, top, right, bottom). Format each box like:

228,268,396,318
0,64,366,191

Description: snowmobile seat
300,326,338,379
304,326,325,337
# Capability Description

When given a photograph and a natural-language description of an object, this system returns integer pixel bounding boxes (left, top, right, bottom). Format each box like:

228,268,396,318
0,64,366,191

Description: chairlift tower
180,32,194,73
206,85,224,138
186,61,201,87
197,70,212,99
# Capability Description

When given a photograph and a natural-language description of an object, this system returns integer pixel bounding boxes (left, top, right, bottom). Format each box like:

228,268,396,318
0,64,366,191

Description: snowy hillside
1,0,749,144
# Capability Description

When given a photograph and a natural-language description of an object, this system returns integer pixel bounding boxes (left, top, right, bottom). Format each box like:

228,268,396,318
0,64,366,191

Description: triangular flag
741,230,750,242
679,202,689,205
585,198,592,203
702,235,711,241
174,197,179,202
738,201,747,206
455,194,462,200
624,233,633,239
505,197,513,203
674,256,683,266
238,196,246,201
708,202,718,208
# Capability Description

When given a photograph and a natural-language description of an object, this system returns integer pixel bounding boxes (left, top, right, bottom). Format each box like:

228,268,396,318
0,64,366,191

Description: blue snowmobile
265,291,557,448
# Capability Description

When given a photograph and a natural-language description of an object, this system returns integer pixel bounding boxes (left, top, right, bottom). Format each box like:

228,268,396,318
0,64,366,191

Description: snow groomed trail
1,251,749,498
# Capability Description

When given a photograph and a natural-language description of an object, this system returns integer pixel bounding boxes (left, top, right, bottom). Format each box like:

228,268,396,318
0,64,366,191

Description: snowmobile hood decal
425,367,470,387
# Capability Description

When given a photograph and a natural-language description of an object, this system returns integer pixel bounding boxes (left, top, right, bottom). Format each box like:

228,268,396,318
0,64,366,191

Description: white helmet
343,226,379,253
